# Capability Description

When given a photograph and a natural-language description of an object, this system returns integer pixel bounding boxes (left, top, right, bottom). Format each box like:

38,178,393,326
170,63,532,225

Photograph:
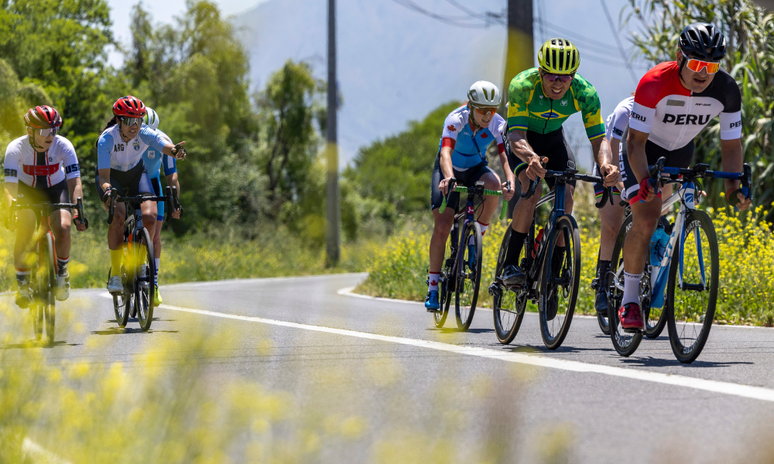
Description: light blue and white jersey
142,130,177,179
97,124,169,172
439,105,506,170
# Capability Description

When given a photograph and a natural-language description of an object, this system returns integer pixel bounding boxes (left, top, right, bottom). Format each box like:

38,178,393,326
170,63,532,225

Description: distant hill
233,0,645,169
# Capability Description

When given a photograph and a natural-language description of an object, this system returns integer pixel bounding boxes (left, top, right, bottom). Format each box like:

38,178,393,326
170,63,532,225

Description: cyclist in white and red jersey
96,96,186,294
425,81,515,310
3,106,88,307
618,23,752,331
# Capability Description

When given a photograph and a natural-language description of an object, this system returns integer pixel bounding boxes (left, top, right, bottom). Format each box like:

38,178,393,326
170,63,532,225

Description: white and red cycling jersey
629,61,742,151
3,135,80,188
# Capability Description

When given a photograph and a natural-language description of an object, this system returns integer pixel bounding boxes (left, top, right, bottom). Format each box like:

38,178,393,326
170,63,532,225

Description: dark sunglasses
543,72,574,84
120,116,143,127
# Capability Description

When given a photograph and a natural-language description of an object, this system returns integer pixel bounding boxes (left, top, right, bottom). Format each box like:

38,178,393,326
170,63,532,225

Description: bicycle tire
42,232,56,346
606,214,643,357
538,215,580,350
111,264,130,328
434,224,457,328
492,225,527,344
455,221,482,331
666,210,718,364
136,228,156,331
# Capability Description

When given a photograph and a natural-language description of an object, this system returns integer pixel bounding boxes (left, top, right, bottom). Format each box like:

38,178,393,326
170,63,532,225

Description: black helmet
678,22,726,61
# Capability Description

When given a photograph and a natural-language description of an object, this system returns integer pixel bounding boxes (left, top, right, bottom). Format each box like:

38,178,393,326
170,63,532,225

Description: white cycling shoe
56,272,70,301
107,275,123,294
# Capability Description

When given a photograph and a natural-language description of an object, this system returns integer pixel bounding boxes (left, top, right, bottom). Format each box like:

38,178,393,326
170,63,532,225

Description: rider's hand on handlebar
525,155,548,181
502,180,514,202
727,188,752,211
172,141,187,160
634,177,661,203
101,187,114,206
74,212,88,232
439,177,453,196
600,163,621,187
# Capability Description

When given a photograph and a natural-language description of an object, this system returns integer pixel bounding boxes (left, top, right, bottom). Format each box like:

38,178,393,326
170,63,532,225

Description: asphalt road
6,273,774,463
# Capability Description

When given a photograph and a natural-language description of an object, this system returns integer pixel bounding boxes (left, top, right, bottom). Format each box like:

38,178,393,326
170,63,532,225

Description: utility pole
504,0,534,215
326,0,340,267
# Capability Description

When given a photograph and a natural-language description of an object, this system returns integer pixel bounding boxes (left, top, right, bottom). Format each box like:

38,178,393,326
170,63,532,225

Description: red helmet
24,106,62,129
113,95,147,118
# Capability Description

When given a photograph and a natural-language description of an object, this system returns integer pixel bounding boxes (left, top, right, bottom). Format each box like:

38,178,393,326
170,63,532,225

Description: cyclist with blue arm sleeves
141,108,182,305
96,96,187,294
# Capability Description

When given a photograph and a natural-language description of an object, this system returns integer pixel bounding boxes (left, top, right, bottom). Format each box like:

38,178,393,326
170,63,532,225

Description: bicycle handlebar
520,169,613,209
439,180,509,220
647,156,753,203
8,197,89,230
107,187,182,225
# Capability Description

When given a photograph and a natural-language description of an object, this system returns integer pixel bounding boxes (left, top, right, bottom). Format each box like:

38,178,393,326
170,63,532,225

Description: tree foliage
625,0,774,217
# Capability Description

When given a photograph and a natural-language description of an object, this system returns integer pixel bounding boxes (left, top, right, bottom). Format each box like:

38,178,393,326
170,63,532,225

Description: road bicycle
605,157,751,363
107,186,180,331
489,168,612,349
9,197,88,345
433,180,505,331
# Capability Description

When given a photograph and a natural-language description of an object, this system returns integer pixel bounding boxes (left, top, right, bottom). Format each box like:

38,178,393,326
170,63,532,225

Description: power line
389,0,493,28
599,0,638,84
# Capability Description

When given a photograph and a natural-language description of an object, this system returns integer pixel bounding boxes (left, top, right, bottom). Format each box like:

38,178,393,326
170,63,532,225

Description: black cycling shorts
95,161,153,200
621,127,694,201
512,128,577,189
430,152,496,212
17,179,70,211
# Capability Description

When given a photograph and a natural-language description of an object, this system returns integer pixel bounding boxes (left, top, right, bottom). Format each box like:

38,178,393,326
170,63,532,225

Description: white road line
139,297,774,404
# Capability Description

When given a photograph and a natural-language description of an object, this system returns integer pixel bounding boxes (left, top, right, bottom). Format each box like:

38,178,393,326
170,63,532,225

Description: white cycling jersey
605,96,634,141
97,124,169,172
3,135,80,188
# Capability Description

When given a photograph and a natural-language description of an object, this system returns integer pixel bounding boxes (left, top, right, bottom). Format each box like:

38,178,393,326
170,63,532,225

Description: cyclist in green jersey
501,38,620,286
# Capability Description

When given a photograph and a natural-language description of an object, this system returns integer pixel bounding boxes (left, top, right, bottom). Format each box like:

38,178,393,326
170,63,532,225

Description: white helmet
467,81,501,107
144,107,160,130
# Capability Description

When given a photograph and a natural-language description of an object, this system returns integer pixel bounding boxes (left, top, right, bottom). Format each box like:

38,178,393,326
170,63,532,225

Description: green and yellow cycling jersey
507,68,606,141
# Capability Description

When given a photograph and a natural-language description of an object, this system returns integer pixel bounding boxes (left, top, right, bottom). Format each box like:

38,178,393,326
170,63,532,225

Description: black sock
505,231,527,266
597,260,611,284
552,246,566,274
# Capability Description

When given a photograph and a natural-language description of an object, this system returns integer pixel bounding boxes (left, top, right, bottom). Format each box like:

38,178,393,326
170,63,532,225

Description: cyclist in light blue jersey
141,108,182,305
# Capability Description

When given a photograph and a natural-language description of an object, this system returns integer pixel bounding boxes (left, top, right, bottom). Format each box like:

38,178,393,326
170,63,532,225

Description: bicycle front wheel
607,214,643,356
492,225,527,344
455,221,482,331
666,210,718,363
42,232,56,346
434,224,456,328
111,265,131,328
539,215,580,350
136,228,156,332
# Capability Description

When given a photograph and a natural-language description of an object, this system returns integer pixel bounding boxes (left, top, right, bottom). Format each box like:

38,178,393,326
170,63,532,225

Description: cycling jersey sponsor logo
540,112,560,119
729,121,742,129
65,164,79,174
662,114,711,125
133,139,141,151
148,150,156,159
22,164,60,177
4,169,17,177
560,100,568,106
666,99,685,107
631,112,646,122
447,125,457,132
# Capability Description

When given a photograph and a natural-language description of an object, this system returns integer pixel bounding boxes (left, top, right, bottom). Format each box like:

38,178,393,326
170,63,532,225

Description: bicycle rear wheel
666,210,718,363
607,214,643,356
434,225,456,328
492,225,527,344
455,221,482,331
42,232,56,346
136,228,156,331
111,264,131,328
539,215,580,350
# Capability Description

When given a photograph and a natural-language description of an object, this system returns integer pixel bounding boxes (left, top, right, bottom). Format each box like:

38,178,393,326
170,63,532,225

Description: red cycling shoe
618,303,644,333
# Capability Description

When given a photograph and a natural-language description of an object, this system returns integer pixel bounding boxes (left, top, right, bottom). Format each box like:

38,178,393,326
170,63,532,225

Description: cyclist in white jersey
96,96,187,294
3,106,88,307
142,108,182,305
591,94,633,315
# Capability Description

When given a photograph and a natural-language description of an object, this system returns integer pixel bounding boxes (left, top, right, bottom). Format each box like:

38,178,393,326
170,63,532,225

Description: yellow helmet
538,38,580,74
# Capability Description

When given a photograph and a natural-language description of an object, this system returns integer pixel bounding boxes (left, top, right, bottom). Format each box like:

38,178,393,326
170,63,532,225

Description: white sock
622,271,642,306
155,258,160,285
478,221,489,236
428,272,440,292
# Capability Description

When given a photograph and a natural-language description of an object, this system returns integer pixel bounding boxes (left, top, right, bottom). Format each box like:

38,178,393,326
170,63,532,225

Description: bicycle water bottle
649,224,669,266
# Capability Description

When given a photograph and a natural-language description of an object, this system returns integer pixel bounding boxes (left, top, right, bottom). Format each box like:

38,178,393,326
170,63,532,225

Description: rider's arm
3,143,19,210
4,183,16,211
97,132,113,193
720,138,746,199
162,154,180,192
507,129,538,164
